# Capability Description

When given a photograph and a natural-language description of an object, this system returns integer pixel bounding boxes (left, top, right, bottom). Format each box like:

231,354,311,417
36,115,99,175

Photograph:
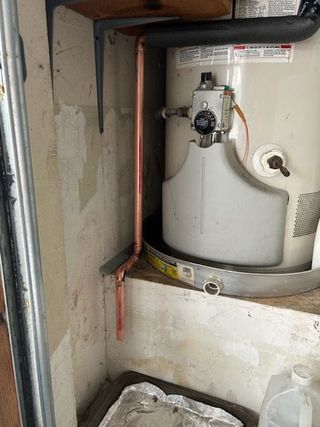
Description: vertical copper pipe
115,35,145,341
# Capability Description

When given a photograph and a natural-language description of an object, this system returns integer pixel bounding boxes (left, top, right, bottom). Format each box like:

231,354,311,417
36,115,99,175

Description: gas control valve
156,72,233,143
191,72,233,136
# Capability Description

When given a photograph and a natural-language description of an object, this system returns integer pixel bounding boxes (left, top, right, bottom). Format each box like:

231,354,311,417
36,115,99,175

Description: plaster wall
52,6,163,413
106,277,320,414
17,0,77,425
17,0,163,421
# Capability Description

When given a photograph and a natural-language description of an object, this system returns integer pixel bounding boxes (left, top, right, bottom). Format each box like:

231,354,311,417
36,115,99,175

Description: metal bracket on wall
45,0,81,80
94,17,173,133
99,245,133,275
45,3,175,132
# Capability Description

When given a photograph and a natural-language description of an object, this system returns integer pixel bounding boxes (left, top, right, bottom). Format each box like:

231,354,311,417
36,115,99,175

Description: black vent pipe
144,11,320,48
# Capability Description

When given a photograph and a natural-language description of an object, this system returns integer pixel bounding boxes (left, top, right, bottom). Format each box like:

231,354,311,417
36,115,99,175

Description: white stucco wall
105,276,320,415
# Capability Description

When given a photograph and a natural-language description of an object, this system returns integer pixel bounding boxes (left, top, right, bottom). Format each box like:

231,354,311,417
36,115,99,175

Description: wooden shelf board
68,0,232,21
127,257,320,316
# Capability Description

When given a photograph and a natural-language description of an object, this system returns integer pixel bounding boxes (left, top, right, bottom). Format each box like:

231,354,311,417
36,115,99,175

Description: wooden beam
0,280,21,427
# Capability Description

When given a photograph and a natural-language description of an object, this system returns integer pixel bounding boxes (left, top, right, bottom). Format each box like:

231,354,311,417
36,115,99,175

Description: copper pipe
115,35,145,341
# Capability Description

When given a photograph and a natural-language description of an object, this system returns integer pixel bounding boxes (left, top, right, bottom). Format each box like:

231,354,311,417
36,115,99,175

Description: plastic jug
258,365,320,427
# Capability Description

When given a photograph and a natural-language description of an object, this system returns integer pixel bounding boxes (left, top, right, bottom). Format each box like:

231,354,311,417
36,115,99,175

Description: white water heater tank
162,30,320,272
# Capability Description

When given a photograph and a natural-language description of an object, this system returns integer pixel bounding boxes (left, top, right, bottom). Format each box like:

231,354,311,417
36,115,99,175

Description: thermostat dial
194,110,216,135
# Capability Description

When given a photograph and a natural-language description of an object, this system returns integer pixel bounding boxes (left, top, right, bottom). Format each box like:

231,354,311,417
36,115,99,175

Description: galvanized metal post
0,0,55,425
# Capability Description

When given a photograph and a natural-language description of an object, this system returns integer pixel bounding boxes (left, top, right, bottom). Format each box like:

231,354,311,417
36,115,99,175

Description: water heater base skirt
144,216,320,297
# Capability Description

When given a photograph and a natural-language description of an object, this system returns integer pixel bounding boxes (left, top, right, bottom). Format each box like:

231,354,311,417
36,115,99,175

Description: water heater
162,27,320,273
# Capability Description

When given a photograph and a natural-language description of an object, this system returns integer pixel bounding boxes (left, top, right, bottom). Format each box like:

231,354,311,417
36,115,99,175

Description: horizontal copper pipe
115,35,145,341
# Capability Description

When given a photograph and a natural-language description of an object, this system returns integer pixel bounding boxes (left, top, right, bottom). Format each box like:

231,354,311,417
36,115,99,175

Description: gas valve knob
267,155,291,177
194,110,216,135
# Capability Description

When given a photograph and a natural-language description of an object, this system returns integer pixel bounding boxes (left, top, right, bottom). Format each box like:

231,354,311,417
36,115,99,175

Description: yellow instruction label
147,251,178,280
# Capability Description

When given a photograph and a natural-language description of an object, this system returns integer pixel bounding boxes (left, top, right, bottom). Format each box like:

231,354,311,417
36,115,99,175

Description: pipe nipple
203,276,223,296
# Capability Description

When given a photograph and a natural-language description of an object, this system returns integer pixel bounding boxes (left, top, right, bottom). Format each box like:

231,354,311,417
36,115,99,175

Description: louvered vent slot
293,191,320,237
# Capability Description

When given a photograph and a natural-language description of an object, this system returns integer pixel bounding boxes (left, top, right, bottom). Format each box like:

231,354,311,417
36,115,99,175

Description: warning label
178,46,231,66
235,0,298,18
233,44,293,62
175,0,298,68
146,250,179,280
177,44,293,67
